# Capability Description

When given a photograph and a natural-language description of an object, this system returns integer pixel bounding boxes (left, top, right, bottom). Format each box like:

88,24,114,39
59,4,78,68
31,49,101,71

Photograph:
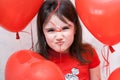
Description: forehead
49,15,67,26
44,14,73,28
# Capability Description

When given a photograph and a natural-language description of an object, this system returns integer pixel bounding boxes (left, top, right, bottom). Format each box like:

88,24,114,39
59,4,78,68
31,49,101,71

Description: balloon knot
109,46,115,53
16,32,20,39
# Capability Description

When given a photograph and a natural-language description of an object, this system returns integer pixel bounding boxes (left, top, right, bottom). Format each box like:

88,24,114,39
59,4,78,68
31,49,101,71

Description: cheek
44,34,52,42
44,33,55,47
64,31,75,44
66,29,75,38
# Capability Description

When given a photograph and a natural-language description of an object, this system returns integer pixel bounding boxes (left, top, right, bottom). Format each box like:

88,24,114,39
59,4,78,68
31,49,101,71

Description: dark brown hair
36,0,93,63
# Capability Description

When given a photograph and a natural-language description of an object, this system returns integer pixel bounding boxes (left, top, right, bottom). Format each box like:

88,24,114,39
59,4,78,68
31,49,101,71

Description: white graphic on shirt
65,68,79,80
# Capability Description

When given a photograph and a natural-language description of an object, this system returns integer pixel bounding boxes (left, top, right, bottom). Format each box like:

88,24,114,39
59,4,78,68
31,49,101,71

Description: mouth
56,41,64,45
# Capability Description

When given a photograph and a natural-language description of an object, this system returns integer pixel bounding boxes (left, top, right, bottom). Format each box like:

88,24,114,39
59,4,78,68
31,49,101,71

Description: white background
0,0,120,80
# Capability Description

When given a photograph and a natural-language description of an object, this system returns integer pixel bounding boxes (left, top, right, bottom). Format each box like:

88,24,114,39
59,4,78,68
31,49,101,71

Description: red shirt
49,49,100,80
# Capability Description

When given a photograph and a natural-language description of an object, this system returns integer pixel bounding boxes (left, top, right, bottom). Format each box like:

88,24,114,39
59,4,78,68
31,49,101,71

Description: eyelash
47,28,55,32
47,26,69,32
62,26,69,30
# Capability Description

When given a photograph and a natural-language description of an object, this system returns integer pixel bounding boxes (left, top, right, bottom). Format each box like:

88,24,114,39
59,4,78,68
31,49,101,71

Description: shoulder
81,43,100,68
81,43,95,55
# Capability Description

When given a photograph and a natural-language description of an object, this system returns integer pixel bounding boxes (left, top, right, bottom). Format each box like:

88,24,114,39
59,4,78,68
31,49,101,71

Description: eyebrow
49,21,62,32
50,21,61,29
50,21,73,28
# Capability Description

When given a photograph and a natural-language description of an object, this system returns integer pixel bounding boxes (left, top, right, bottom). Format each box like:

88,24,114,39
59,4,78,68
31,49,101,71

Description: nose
55,32,63,41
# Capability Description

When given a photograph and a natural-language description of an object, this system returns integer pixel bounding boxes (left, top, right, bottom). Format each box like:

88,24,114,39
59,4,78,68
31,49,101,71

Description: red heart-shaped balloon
5,50,65,80
108,67,120,80
0,0,44,32
75,0,120,45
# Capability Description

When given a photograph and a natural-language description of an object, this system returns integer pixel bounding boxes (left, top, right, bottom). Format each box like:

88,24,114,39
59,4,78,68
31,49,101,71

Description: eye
47,28,55,32
62,26,69,30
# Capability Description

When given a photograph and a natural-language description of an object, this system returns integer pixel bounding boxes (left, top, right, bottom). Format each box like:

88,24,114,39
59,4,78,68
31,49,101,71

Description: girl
36,0,101,80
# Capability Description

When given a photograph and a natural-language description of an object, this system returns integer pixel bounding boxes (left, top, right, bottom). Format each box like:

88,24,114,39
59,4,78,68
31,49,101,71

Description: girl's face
43,15,75,53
